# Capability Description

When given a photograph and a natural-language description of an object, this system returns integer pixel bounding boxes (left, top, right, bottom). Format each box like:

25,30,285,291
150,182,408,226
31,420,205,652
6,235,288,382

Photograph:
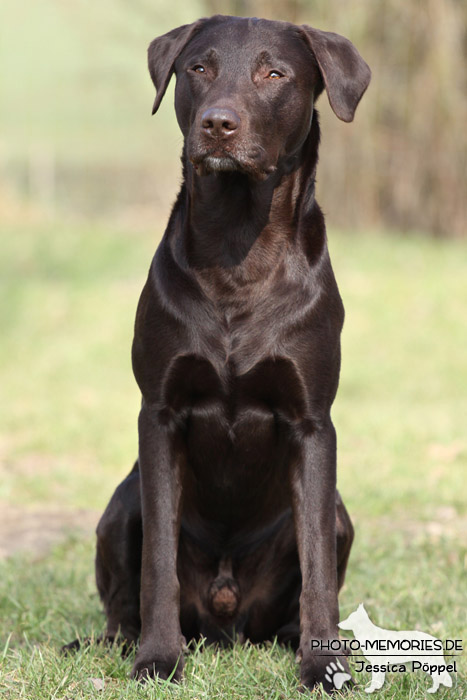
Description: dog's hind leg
336,491,354,590
95,462,142,647
62,463,142,654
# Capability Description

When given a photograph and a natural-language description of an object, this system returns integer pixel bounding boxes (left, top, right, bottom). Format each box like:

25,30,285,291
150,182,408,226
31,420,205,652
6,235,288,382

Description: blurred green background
1,0,466,598
2,0,465,509
0,1,466,698
1,0,466,235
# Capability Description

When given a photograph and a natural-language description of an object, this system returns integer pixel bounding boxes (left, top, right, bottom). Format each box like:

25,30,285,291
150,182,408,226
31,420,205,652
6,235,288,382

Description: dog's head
148,15,370,180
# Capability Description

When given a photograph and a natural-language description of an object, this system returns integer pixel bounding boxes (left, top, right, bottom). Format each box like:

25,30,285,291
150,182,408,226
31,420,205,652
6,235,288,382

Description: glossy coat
82,15,370,694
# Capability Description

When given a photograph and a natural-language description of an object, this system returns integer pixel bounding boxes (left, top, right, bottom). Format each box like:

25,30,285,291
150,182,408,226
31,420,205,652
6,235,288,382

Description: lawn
0,221,466,698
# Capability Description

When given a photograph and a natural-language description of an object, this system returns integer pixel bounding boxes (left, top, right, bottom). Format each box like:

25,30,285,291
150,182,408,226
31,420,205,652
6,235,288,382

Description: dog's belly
178,497,301,646
162,354,307,644
184,401,293,526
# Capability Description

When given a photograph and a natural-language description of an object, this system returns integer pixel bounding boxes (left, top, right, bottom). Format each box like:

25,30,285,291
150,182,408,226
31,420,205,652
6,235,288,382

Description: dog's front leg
131,403,184,683
291,419,352,694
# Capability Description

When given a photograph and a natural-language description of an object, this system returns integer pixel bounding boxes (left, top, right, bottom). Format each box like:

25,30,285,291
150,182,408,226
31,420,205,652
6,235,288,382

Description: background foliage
1,0,466,236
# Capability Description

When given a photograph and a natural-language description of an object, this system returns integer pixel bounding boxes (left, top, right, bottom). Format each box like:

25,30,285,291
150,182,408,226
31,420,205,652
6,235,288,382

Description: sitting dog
69,15,370,694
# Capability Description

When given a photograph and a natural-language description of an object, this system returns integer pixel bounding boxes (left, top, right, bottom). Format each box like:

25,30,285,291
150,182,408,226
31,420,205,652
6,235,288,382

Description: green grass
332,232,467,521
0,221,151,508
0,221,466,697
0,530,465,698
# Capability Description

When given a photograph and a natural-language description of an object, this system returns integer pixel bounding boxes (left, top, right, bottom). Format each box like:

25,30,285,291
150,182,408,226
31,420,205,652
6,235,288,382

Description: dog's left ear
300,26,371,122
148,19,206,115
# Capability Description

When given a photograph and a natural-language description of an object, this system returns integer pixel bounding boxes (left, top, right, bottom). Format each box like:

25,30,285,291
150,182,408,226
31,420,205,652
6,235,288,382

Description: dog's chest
193,270,305,375
164,349,307,436
164,350,306,492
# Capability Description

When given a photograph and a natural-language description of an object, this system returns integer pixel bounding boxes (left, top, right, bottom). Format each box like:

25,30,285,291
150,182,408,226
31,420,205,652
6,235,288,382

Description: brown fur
64,15,370,694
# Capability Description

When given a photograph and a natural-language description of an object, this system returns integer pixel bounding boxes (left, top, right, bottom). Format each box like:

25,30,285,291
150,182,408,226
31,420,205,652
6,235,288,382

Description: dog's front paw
299,653,354,694
131,650,184,683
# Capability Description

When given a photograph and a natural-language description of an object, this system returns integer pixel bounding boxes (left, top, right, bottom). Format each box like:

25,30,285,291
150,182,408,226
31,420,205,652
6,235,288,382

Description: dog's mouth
189,147,276,181
194,153,239,174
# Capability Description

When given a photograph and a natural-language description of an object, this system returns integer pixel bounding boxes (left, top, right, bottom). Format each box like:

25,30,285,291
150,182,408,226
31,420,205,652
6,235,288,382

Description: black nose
201,108,240,137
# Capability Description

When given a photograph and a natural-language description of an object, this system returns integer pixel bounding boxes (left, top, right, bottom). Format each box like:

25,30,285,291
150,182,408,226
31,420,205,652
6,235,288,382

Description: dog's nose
201,108,240,137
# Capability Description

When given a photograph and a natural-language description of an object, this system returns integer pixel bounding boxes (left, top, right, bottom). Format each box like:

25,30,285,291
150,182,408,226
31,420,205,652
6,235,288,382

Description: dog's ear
300,26,371,122
148,20,205,115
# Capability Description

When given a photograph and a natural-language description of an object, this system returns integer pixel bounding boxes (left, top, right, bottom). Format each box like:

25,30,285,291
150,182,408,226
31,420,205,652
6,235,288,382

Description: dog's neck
177,112,321,280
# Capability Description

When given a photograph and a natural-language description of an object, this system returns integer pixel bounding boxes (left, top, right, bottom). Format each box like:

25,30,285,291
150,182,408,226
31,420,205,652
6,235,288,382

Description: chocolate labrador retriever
72,15,370,694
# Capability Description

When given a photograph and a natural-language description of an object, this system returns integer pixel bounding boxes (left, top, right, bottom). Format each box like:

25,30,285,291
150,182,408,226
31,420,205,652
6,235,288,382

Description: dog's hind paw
61,638,84,654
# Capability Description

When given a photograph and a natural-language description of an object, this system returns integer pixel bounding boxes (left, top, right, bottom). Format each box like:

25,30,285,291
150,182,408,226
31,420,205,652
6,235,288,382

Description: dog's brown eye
267,70,283,79
192,65,206,73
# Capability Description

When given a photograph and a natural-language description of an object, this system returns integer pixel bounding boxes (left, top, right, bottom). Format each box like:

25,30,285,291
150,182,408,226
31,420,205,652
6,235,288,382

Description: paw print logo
325,659,352,690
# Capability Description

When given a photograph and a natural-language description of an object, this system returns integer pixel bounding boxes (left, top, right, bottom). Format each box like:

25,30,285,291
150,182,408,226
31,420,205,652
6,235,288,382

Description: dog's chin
201,155,238,173
190,153,275,181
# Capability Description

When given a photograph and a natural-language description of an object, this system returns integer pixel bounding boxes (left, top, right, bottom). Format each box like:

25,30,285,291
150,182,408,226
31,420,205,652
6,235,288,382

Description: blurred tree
206,0,302,22
1,0,465,236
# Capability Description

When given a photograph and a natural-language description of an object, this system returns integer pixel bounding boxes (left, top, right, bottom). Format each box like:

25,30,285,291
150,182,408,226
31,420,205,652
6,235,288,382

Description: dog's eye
192,65,206,74
267,70,283,79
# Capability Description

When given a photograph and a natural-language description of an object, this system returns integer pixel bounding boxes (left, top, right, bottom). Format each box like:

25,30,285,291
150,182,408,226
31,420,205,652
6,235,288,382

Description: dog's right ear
148,20,205,115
